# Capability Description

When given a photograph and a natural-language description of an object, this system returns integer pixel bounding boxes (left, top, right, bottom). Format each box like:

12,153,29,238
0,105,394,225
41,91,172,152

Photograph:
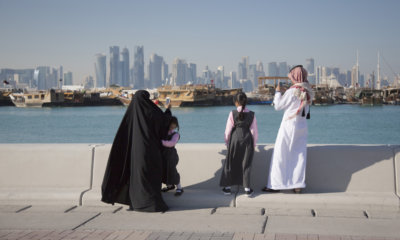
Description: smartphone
166,97,170,106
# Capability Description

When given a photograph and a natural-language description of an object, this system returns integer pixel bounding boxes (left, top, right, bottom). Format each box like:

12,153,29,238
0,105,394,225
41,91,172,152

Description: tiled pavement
0,230,398,240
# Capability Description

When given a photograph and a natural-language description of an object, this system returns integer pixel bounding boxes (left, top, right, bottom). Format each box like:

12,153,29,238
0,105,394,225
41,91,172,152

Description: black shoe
222,187,231,195
161,185,175,192
261,187,280,193
175,188,184,196
245,188,254,197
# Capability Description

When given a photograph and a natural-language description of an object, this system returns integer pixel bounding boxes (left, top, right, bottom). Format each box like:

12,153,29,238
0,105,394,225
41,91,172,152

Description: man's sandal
261,187,280,193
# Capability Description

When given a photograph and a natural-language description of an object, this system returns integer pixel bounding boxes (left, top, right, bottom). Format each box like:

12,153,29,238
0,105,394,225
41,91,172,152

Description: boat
313,87,334,105
383,88,400,105
255,76,290,105
11,89,65,107
355,90,383,106
0,91,14,106
157,84,242,107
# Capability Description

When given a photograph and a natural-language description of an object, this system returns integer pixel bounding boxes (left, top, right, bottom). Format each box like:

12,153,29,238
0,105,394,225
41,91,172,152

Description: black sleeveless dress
162,132,180,185
219,110,255,188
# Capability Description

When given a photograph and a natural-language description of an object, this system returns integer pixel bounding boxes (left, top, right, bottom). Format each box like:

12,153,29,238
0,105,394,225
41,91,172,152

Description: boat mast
377,51,380,90
356,50,359,89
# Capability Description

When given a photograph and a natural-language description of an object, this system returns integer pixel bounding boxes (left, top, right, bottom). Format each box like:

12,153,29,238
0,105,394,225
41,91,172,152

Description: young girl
161,116,183,196
219,92,258,197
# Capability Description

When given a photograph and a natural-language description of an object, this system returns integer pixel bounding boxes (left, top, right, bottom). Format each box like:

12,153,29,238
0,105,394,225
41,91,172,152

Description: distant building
94,54,106,88
202,65,212,84
217,66,224,88
332,68,340,79
242,56,249,80
120,47,130,87
56,66,63,83
188,63,197,84
64,71,73,85
83,75,94,88
230,71,237,89
132,46,144,89
306,58,314,74
238,63,245,82
359,74,364,87
268,62,277,77
149,53,163,88
0,68,35,88
109,46,119,86
36,66,49,90
172,58,187,86
248,64,257,90
162,61,169,85
278,62,288,77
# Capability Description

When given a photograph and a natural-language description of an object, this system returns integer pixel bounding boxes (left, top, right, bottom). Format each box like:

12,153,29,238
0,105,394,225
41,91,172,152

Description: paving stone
214,208,264,216
188,237,200,240
0,206,31,213
181,233,194,237
222,234,234,237
164,208,215,215
199,238,210,240
362,238,385,240
0,231,14,238
315,210,366,219
265,209,314,218
22,206,76,213
340,237,352,240
19,230,54,240
157,237,169,240
150,232,172,237
71,206,122,214
212,234,224,237
210,237,232,240
168,237,191,240
104,231,134,240
192,234,213,237
307,235,318,240
350,237,362,240
171,233,184,236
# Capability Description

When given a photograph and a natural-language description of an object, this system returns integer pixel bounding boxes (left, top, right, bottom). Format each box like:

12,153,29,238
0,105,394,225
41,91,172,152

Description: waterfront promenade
1,144,399,238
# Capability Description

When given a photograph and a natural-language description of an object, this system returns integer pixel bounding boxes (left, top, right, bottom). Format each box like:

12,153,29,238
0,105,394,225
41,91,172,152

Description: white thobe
267,88,309,189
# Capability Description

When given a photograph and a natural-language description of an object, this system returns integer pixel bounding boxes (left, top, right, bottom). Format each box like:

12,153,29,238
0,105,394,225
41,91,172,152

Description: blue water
0,105,399,144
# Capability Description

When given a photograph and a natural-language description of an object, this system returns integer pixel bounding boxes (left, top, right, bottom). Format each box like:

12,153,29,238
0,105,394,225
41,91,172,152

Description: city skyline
0,0,399,86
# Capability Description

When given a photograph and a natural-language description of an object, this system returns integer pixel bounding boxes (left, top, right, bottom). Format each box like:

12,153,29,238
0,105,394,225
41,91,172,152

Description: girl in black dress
161,117,183,196
219,92,258,197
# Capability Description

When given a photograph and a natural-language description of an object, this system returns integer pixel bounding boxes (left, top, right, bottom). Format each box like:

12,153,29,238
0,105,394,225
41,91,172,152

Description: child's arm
224,112,234,146
162,133,180,147
250,115,258,148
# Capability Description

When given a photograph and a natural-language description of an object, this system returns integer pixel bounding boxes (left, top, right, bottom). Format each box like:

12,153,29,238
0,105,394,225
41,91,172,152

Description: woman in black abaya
101,90,172,212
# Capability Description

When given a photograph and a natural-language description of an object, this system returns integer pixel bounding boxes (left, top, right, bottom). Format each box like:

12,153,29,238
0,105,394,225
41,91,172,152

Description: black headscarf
101,90,172,212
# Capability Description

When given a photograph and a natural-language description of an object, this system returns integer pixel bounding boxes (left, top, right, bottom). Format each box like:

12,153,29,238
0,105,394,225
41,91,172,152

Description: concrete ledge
0,144,93,205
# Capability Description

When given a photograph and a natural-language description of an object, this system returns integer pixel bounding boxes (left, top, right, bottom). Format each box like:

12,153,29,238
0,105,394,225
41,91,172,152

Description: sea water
0,105,399,145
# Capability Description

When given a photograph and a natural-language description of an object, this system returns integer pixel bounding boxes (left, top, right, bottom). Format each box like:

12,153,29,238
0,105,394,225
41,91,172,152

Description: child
161,116,183,196
219,92,258,197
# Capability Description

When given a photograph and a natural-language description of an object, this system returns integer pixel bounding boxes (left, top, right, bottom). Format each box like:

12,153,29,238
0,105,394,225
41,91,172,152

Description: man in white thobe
262,65,314,194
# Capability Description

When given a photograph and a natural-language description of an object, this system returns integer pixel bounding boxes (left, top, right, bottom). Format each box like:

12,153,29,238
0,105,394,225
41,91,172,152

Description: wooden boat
11,90,65,107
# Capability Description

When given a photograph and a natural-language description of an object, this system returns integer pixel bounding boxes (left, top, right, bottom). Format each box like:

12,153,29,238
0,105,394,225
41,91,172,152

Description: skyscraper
56,66,63,83
172,58,187,86
120,47,130,87
149,53,163,88
249,64,257,89
268,62,278,76
36,66,49,90
202,65,212,84
230,71,237,89
306,58,314,74
188,63,197,84
64,71,73,85
238,63,245,82
217,66,224,88
94,54,106,88
132,46,144,89
278,62,288,77
83,75,94,88
162,61,169,85
241,56,249,80
109,46,119,86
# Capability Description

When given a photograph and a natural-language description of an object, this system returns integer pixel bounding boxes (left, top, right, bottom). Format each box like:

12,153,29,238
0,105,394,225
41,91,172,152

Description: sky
0,0,399,84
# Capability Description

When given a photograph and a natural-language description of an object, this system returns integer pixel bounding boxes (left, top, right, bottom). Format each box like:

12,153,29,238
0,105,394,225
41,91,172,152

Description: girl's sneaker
175,188,184,196
222,187,231,195
245,188,254,197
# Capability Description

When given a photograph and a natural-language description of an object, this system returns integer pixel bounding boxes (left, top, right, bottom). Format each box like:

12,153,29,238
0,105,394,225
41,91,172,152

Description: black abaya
101,90,172,212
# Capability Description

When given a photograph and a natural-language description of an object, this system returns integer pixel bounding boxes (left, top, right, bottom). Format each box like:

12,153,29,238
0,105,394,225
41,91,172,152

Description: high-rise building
188,63,197,84
83,75,94,88
149,53,163,88
109,46,119,86
249,64,257,89
64,71,73,85
36,66,49,90
132,46,144,89
202,65,212,84
256,61,264,73
316,66,322,86
94,54,106,88
351,66,357,87
360,74,364,87
172,58,187,86
217,66,224,88
56,66,63,83
238,63,245,82
241,56,249,80
268,62,278,77
278,62,288,77
120,47,130,87
332,68,340,79
230,71,237,89
162,61,169,85
306,58,314,74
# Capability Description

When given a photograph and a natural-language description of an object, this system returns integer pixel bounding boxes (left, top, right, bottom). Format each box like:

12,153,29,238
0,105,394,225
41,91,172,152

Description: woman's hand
166,103,172,109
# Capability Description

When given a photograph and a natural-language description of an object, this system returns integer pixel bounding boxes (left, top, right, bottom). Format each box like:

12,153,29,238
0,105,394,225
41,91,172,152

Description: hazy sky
1,0,399,84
